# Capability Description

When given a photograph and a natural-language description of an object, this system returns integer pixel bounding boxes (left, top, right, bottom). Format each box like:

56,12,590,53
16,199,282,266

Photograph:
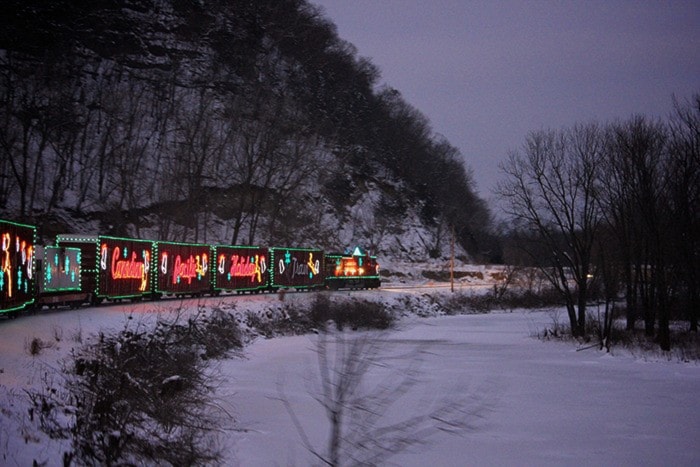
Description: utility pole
450,225,455,293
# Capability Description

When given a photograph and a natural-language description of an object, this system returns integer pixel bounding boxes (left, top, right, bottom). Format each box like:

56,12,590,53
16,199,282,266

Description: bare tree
592,225,622,351
601,116,671,348
667,95,700,332
219,76,322,245
497,124,604,337
166,86,229,242
279,329,487,466
0,53,52,219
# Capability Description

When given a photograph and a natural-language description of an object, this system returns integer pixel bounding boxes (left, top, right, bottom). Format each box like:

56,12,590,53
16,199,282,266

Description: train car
269,247,325,290
324,247,381,290
0,219,36,316
35,245,86,308
213,245,269,293
154,241,212,297
56,235,153,303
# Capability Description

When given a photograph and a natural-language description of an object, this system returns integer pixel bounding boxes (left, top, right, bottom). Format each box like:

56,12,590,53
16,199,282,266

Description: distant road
380,282,489,292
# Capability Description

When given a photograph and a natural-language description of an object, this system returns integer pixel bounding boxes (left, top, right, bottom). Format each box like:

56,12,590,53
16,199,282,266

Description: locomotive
0,218,380,317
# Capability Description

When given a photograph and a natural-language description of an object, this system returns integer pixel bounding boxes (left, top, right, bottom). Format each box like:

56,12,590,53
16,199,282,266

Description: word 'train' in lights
278,250,320,279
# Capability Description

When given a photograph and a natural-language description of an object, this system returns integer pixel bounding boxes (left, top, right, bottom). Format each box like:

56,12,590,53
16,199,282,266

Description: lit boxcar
35,245,86,308
56,235,153,303
213,245,269,293
269,247,324,290
0,219,36,315
324,247,381,290
154,241,212,297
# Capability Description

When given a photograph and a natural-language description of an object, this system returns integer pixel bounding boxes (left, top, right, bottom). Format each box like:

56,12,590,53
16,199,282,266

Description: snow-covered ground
1,290,699,466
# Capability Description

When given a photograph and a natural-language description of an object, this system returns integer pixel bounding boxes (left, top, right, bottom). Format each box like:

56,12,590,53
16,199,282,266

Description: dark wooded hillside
0,0,493,259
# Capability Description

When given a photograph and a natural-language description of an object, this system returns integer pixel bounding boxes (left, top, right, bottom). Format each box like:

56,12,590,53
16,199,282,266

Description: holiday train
0,218,380,317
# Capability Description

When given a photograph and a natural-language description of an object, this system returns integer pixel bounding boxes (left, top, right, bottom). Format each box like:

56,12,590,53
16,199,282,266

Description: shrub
434,292,493,314
595,320,700,361
188,306,244,359
497,288,563,310
245,306,315,337
309,294,395,331
28,308,242,465
421,270,484,282
427,288,563,316
245,295,396,337
26,337,52,356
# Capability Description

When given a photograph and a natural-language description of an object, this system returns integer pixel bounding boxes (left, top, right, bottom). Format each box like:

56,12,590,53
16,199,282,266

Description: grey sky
311,0,700,200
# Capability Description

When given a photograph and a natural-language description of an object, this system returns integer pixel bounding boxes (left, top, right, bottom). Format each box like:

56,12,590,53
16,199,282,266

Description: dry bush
432,292,492,315
309,294,395,331
245,306,315,338
26,337,52,356
52,326,63,343
27,307,242,465
429,287,563,316
601,323,700,361
421,270,484,282
246,295,396,338
535,306,700,361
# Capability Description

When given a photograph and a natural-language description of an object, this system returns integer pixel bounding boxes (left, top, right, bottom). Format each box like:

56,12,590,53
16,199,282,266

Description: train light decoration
2,218,381,316
154,241,212,296
213,245,269,293
39,246,81,293
0,219,36,314
270,247,324,289
35,245,86,308
56,235,153,302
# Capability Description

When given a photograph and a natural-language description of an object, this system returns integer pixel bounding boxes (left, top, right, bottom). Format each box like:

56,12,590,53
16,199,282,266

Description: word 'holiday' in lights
220,254,266,283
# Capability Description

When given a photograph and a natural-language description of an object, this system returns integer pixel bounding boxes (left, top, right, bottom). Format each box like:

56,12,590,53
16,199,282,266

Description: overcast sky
311,0,700,202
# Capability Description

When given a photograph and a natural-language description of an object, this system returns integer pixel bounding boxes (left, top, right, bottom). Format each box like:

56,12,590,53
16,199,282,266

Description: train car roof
56,234,100,242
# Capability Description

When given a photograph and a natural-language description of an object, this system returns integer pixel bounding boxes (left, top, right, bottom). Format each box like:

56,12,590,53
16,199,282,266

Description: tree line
0,0,493,258
497,95,700,349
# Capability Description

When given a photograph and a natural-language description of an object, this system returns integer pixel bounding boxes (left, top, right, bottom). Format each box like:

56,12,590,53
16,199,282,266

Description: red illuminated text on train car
109,246,149,291
111,249,144,280
171,253,208,285
227,254,265,283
